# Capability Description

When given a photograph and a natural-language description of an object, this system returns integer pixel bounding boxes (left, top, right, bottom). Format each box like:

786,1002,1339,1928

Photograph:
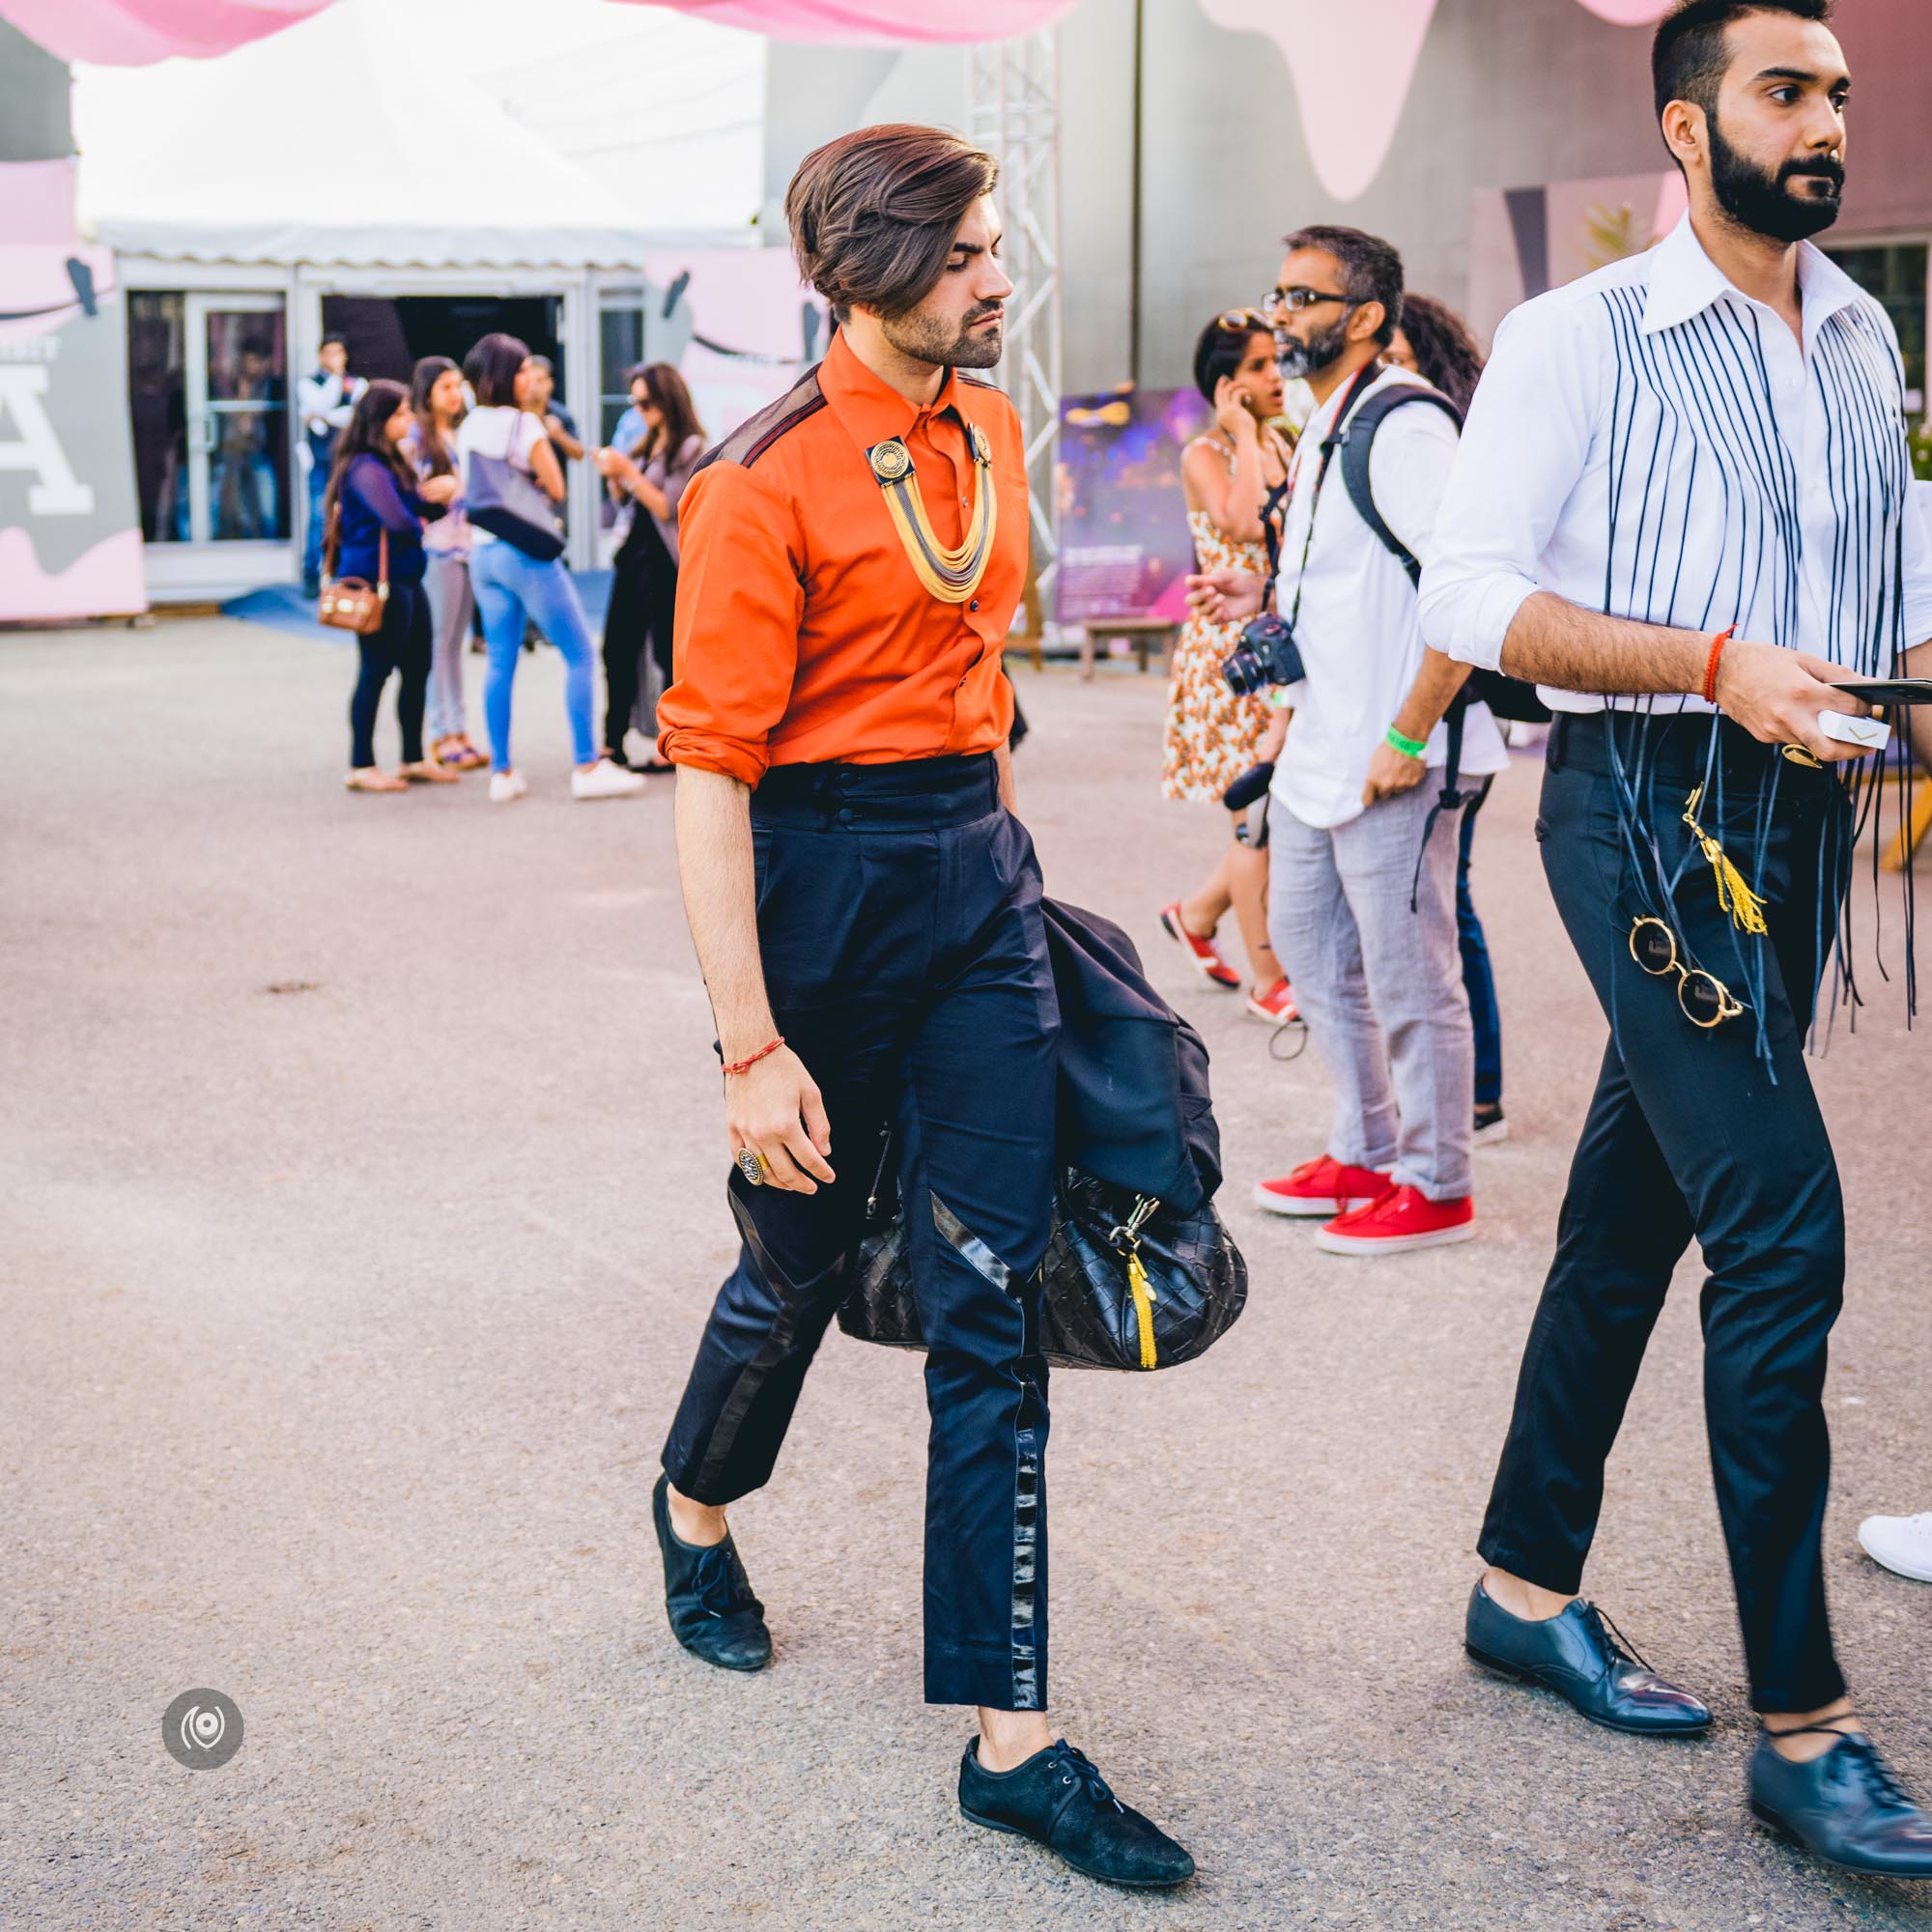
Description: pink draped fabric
0,0,1078,63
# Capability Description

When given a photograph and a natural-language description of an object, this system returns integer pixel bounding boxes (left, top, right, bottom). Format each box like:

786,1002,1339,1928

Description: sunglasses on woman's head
1216,308,1269,332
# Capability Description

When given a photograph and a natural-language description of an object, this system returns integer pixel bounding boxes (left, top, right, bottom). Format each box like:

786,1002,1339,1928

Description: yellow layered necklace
867,416,997,605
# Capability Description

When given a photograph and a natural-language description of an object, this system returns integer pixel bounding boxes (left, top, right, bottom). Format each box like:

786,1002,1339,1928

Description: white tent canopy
71,0,725,269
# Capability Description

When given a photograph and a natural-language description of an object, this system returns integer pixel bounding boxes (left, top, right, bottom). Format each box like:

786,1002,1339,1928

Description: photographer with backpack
1188,225,1509,1256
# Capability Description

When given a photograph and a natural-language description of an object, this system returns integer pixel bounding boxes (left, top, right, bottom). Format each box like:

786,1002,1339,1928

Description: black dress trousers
1480,711,1852,1714
661,753,1061,1711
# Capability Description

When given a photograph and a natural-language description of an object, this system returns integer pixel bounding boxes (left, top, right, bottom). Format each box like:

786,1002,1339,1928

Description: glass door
185,294,290,545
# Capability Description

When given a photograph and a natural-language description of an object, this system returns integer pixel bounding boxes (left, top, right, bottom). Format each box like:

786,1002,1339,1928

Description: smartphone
1830,678,1932,705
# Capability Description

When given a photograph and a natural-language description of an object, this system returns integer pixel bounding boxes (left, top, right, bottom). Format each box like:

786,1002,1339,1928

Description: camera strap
1273,362,1381,632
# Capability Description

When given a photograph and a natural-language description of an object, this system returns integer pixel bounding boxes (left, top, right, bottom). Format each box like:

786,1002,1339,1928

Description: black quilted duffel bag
836,898,1248,1373
839,1164,1246,1372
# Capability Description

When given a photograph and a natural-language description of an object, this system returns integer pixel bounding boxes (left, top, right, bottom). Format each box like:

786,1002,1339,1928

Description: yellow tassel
1126,1248,1158,1371
1682,787,1770,936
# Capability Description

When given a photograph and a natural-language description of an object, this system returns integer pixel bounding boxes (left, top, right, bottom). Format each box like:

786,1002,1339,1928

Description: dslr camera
1221,611,1305,697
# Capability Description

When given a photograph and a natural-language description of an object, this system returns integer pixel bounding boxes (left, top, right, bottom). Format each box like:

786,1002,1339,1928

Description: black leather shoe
1751,1726,1932,1878
1464,1579,1711,1736
651,1473,771,1672
958,1738,1194,1889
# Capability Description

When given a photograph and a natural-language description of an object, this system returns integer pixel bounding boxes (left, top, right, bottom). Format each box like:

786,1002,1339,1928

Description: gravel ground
3,616,1930,1932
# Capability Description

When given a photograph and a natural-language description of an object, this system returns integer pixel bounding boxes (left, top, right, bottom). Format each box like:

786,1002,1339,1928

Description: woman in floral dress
1158,311,1296,1022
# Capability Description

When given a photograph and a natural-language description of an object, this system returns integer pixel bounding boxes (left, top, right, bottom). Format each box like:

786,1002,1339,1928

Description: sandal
399,759,460,785
345,767,408,793
451,737,490,770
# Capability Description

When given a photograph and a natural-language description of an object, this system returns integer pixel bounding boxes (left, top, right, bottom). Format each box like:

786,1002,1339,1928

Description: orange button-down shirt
656,328,1029,785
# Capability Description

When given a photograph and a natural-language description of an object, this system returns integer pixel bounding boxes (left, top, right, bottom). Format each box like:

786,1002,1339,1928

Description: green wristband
1385,725,1427,760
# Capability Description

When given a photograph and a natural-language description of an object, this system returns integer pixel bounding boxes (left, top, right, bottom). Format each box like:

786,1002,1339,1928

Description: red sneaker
1159,903,1240,989
1314,1184,1475,1255
1253,1154,1391,1218
1246,977,1298,1024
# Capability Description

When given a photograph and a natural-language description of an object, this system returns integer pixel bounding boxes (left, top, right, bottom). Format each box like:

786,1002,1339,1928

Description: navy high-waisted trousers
662,752,1061,1710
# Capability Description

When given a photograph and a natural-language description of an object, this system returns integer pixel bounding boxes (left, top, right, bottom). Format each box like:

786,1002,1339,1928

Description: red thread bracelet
722,1036,784,1078
1701,624,1736,706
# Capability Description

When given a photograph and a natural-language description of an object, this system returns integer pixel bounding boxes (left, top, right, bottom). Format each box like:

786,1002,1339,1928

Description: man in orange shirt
648,126,1194,1889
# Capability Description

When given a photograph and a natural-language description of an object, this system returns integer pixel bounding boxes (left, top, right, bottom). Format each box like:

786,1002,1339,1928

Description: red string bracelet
1701,624,1736,706
722,1037,784,1079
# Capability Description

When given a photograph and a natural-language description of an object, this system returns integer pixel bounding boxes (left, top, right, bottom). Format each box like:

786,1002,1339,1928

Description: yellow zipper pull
1126,1247,1158,1370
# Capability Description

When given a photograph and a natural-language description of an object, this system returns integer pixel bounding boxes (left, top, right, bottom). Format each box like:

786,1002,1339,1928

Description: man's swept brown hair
785,124,998,324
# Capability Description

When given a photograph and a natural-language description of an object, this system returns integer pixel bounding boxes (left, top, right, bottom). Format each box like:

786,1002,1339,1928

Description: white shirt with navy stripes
1419,213,1932,713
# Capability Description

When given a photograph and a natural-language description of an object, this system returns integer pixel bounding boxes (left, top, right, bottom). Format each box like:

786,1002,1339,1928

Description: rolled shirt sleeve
1417,294,1604,671
656,459,806,785
1902,479,1932,651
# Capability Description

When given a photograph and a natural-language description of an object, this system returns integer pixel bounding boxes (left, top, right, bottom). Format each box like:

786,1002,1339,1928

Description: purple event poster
1054,385,1209,627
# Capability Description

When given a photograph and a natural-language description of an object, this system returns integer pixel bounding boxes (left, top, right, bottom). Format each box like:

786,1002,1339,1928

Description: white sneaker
1858,1512,1932,1582
572,758,646,801
489,769,527,805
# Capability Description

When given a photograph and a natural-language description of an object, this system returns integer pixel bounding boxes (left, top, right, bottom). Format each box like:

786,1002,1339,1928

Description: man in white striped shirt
1421,0,1932,1879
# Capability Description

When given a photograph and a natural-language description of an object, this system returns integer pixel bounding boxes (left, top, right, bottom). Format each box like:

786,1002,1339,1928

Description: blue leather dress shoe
958,1738,1195,1889
1751,1725,1932,1878
652,1473,772,1672
1464,1578,1711,1736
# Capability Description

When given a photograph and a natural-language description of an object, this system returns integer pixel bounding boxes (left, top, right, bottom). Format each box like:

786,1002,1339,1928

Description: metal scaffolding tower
968,30,1064,617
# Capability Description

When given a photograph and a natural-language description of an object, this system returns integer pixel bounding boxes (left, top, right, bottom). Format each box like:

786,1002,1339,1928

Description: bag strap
1409,692,1475,912
1259,477,1290,593
320,494,392,600
1272,362,1380,622
1335,384,1463,587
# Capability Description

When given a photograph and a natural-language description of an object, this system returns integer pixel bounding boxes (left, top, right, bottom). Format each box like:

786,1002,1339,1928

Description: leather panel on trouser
931,1187,1041,1710
930,1188,1014,1294
1009,1263,1046,1711
681,1184,855,1502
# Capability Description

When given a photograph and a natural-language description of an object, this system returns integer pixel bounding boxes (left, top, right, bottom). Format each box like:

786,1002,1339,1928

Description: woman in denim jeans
454,332,642,805
406,356,486,772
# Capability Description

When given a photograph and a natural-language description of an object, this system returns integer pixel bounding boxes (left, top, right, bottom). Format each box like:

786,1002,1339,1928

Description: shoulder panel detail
696,366,826,475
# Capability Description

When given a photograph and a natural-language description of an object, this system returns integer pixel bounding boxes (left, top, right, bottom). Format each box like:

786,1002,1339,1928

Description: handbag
835,895,1248,1372
465,424,564,561
838,1160,1248,1373
316,505,388,637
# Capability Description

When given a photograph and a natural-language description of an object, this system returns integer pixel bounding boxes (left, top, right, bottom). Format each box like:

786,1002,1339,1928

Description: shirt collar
1639,211,1864,339
819,327,975,449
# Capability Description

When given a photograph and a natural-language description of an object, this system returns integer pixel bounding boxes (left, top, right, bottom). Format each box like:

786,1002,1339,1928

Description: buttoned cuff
657,729,767,786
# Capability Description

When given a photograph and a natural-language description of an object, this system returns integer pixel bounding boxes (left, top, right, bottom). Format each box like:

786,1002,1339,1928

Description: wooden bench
1077,614,1180,680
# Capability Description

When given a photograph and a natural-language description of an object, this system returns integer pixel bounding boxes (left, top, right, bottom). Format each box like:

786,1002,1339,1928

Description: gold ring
736,1149,768,1187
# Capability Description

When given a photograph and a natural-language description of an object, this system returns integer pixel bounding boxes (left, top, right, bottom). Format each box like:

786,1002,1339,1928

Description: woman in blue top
325,380,461,792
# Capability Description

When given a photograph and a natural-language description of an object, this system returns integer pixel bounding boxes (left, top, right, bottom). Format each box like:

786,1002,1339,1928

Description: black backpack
1330,381,1549,908
1333,384,1550,725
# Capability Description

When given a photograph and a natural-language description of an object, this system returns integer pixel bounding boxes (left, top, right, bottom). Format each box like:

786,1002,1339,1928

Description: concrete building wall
764,0,1930,397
